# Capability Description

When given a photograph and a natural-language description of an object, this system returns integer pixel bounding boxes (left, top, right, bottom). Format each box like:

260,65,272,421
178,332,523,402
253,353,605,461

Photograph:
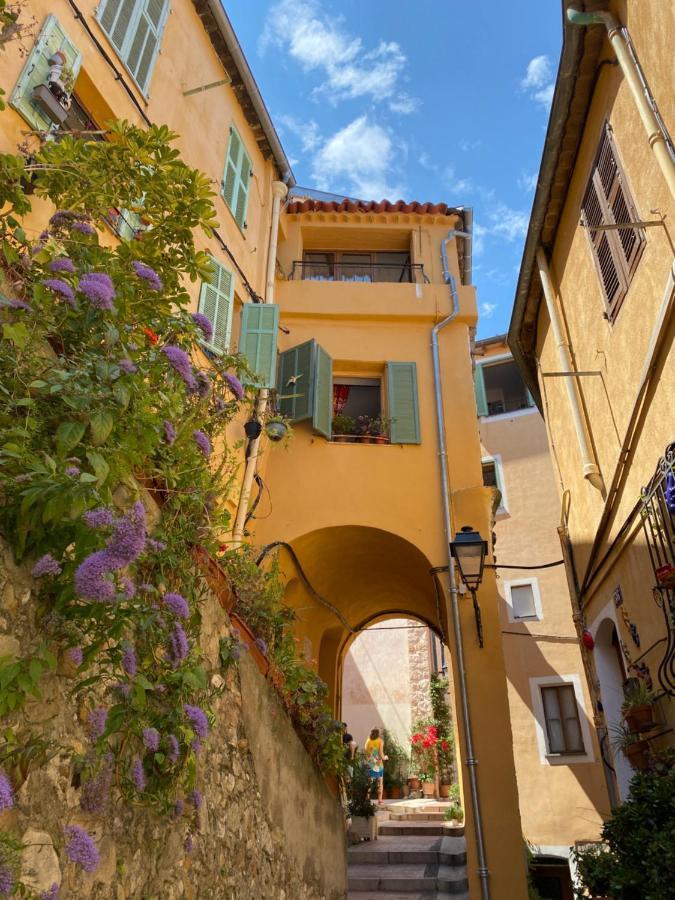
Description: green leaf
78,473,98,483
154,752,165,764
2,322,30,349
28,658,43,682
135,674,154,691
113,382,130,409
55,421,86,456
89,410,114,447
86,451,110,486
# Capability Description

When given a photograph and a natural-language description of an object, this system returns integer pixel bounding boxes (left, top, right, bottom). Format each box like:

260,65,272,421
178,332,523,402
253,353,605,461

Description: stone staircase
348,801,469,899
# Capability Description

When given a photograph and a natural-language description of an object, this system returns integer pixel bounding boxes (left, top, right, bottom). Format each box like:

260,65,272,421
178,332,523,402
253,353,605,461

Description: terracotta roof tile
286,199,460,216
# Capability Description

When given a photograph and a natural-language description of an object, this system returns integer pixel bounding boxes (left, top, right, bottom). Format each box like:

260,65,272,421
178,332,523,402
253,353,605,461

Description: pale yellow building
509,0,675,806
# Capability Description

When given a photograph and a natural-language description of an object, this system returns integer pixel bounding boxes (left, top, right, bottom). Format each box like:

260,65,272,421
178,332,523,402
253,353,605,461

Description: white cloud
262,0,417,109
473,223,487,257
276,114,322,152
480,302,497,319
311,116,403,200
488,204,529,242
533,83,554,108
520,55,555,109
518,171,538,193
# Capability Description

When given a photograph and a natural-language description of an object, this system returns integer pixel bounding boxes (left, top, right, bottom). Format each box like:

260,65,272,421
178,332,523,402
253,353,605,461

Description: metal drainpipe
433,226,490,900
536,246,605,492
232,180,288,543
567,7,675,198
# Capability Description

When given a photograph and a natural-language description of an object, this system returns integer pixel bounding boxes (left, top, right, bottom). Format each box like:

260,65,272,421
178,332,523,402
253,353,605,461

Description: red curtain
333,384,350,415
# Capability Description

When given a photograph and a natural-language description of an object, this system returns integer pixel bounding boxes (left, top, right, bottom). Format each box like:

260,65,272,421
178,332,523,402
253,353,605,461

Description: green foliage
443,801,463,822
0,645,56,716
0,728,59,791
620,679,656,712
224,547,290,649
430,673,454,782
382,728,407,789
572,750,675,899
348,751,376,819
331,415,354,435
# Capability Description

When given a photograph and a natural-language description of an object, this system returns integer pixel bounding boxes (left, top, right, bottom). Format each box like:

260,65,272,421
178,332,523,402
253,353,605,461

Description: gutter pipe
434,225,490,900
536,247,605,492
232,180,288,543
567,7,675,198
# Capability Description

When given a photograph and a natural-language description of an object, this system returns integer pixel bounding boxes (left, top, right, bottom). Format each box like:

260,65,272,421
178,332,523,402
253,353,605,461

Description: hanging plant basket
265,420,288,443
624,739,650,770
230,612,269,676
244,419,262,440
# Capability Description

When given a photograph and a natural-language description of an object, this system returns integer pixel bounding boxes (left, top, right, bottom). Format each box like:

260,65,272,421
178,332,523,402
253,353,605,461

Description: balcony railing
289,260,429,284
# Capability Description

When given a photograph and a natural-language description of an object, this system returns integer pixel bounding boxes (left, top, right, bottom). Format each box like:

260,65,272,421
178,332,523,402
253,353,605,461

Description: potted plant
611,723,651,771
265,415,289,443
443,785,464,825
382,728,407,799
410,722,438,796
331,414,355,443
354,415,374,443
367,415,393,444
348,752,378,841
621,680,657,733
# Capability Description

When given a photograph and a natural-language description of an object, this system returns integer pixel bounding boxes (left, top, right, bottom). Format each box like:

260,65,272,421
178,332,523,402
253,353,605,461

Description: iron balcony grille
289,260,429,284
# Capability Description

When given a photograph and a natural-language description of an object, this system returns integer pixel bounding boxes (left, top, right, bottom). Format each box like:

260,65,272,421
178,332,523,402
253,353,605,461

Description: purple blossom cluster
131,756,145,791
185,833,194,854
142,728,160,751
78,273,115,310
195,370,211,399
0,867,13,897
88,707,108,741
65,465,80,477
83,506,114,529
80,757,112,814
42,278,75,306
162,345,197,392
184,705,209,740
72,221,97,236
7,297,33,311
49,210,83,227
39,885,59,900
164,592,189,619
75,501,146,602
118,358,137,374
120,576,136,599
166,623,189,668
193,430,211,457
121,645,137,677
32,554,62,578
254,637,268,656
224,373,244,400
173,798,184,818
68,646,84,667
0,769,13,810
189,789,202,809
213,396,227,413
163,420,176,445
48,257,75,273
167,734,180,763
64,825,100,872
146,538,166,552
191,312,213,342
132,260,163,291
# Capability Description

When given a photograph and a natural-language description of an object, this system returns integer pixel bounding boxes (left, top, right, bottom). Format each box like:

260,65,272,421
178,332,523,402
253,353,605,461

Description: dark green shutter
222,125,251,229
198,259,234,353
278,340,315,422
474,365,488,417
387,362,420,444
10,15,82,132
239,303,279,388
312,344,332,438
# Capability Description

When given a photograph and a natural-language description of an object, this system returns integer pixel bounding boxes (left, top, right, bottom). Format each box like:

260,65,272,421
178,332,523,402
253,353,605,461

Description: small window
482,455,507,513
333,377,381,420
506,578,542,621
97,0,170,95
541,685,585,755
475,359,534,417
482,460,498,488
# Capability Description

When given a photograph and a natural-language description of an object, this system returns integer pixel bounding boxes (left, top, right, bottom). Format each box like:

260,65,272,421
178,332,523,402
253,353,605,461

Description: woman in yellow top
364,727,388,804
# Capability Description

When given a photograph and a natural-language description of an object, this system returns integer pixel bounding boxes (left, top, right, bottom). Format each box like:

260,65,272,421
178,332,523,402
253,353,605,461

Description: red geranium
143,327,159,345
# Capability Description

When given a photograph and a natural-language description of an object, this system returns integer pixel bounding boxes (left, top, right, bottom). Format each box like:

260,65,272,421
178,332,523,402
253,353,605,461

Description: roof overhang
191,0,295,187
507,1,606,405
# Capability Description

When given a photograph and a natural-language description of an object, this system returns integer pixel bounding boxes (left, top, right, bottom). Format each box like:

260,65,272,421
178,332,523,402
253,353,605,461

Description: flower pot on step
408,777,421,791
422,781,435,797
439,783,451,799
230,612,269,676
389,785,401,799
350,815,377,841
624,704,655,734
624,739,650,770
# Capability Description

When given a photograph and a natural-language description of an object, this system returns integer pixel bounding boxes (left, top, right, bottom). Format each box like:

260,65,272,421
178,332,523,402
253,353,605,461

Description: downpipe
433,227,490,900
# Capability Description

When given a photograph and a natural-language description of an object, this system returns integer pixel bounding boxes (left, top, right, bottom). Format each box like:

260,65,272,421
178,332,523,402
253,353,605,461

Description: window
333,377,381,421
481,455,507,513
474,358,534,418
222,126,252,230
238,303,279,388
541,685,585,755
581,123,645,322
505,578,542,622
197,259,234,354
97,0,170,95
298,251,412,283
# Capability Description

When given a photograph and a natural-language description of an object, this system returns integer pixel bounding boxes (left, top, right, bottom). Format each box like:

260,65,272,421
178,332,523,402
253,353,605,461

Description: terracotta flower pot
624,704,655,734
408,777,421,791
389,785,401,799
439,783,451,798
624,739,650,770
230,612,269,676
191,546,236,612
422,781,435,797
332,434,354,443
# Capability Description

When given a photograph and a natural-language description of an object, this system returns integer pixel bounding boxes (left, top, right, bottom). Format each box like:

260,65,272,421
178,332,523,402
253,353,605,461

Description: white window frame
475,352,537,421
504,576,543,623
481,453,508,516
529,675,594,766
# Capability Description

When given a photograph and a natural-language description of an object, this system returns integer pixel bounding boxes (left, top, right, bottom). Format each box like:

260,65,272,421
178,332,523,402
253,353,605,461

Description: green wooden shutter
97,0,169,94
10,15,82,132
474,365,488,417
387,362,420,444
312,344,333,438
222,126,252,229
98,0,137,55
198,259,234,353
239,304,279,388
278,340,315,422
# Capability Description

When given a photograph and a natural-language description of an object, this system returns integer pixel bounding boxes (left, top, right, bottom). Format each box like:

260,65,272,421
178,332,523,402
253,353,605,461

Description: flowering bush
410,722,440,782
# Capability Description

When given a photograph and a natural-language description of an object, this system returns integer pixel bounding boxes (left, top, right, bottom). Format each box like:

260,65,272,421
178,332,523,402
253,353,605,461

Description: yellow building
509,0,674,806
476,334,608,889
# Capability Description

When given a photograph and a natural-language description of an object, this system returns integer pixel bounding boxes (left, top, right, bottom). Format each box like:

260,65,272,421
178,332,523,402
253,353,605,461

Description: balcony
290,257,429,284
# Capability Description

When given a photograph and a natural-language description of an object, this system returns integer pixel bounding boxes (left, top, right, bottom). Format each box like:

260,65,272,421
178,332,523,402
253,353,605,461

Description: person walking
364,727,387,804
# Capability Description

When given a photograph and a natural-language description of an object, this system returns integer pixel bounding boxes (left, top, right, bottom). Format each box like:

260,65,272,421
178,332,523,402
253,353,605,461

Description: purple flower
163,420,176,445
118,358,137,374
64,825,100,872
195,370,211,399
189,789,202,809
167,734,180,763
132,261,162,291
80,759,112,814
121,646,137,677
254,637,268,656
143,727,160,751
39,885,59,900
75,502,146,602
184,705,209,740
116,681,132,699
88,707,108,741
0,867,13,897
32,554,62,578
224,373,244,400
48,257,75,273
74,551,115,602
191,738,202,754
83,507,114,528
78,273,115,310
72,221,97,236
65,465,80,477
0,769,14,810
42,278,75,305
185,833,193,854
214,396,227,412
193,430,211,457
173,799,184,818
164,592,189,619
166,623,189,668
131,756,145,791
120,576,136,599
147,538,166,552
7,297,33,311
49,210,82,227
191,312,213,341
68,646,83,667
140,583,154,593
162,345,197,392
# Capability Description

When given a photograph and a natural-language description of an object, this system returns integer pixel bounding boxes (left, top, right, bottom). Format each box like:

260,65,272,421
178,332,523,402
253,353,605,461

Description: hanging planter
624,739,650,771
265,418,288,443
244,419,262,440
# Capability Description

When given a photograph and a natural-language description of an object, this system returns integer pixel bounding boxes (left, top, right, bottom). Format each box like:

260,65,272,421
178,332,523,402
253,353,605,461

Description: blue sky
227,0,562,338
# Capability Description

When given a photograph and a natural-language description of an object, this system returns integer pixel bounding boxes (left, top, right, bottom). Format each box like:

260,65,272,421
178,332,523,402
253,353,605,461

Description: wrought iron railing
289,260,428,284
640,442,675,695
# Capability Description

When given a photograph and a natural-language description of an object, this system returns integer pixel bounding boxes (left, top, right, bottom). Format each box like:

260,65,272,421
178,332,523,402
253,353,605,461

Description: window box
30,83,69,124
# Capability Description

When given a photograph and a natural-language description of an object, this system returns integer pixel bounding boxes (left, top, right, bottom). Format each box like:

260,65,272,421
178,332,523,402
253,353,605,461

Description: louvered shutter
198,259,234,353
239,304,279,388
474,365,488,417
387,362,420,444
98,0,137,54
97,0,169,93
10,15,82,132
312,344,333,438
278,340,315,422
222,126,252,229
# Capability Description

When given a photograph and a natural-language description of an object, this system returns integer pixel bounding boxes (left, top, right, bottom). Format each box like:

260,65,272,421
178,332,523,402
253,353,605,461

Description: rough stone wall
407,626,433,725
0,541,347,899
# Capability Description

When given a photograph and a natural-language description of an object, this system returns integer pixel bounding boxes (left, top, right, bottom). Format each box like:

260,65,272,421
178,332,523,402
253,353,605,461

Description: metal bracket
541,370,603,378
183,78,230,97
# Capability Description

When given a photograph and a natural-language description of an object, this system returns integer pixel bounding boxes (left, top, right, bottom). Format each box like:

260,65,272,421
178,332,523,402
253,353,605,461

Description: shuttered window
474,365,488,417
222,126,252,230
581,123,645,322
197,259,234,354
541,685,584,755
277,340,333,438
97,0,169,94
239,304,279,388
386,362,420,444
10,15,82,132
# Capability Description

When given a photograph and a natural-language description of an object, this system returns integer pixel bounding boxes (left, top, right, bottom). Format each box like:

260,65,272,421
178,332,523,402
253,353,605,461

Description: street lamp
450,525,488,648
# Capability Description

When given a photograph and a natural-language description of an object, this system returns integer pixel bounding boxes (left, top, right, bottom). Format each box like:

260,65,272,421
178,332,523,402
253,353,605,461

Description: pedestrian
342,722,357,761
364,727,388,805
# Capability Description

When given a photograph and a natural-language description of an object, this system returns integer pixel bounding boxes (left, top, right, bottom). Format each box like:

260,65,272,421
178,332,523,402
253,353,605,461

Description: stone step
348,893,469,900
348,863,468,895
378,822,465,838
349,836,466,868
389,812,448,822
